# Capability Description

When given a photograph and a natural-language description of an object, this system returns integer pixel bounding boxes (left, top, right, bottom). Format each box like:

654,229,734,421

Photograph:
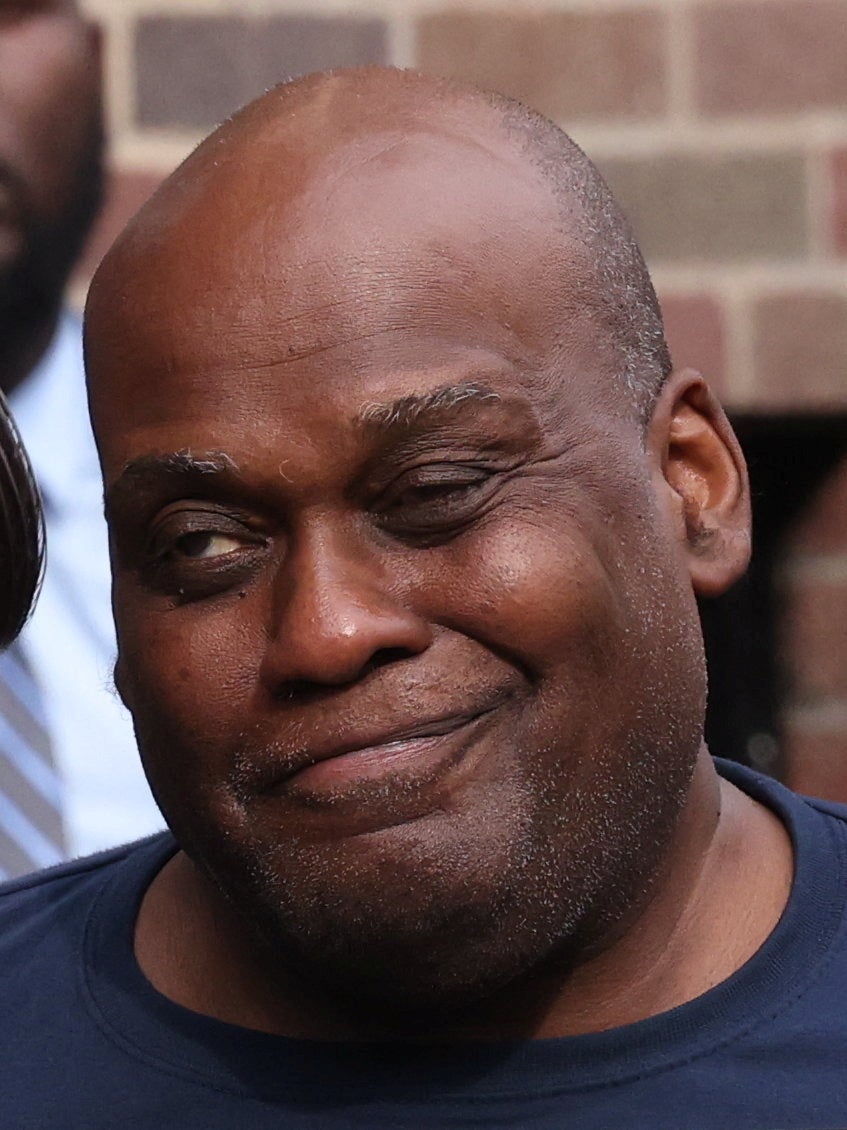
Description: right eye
144,508,269,599
168,530,246,561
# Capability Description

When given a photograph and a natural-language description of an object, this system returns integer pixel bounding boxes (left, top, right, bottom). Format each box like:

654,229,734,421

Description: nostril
274,646,419,704
362,646,420,675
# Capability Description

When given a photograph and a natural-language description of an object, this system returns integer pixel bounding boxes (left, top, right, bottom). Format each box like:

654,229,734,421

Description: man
1,67,845,1127
0,0,160,866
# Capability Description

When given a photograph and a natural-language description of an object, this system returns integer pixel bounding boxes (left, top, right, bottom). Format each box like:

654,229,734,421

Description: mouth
274,700,507,796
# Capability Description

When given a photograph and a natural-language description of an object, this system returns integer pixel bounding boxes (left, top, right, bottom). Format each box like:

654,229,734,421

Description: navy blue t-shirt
2,761,847,1128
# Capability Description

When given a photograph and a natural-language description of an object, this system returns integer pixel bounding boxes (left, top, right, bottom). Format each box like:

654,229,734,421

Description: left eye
172,531,245,559
372,464,502,541
387,479,481,509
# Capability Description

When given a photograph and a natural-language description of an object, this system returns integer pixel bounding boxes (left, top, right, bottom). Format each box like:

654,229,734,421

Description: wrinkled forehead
85,121,606,472
90,123,574,313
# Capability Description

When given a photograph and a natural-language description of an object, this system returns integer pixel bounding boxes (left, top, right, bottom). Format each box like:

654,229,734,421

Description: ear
647,369,751,598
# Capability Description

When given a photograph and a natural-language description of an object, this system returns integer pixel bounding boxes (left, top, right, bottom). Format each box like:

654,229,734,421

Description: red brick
832,149,847,256
135,16,248,129
658,294,726,395
787,457,847,555
135,15,387,130
74,169,163,283
599,152,807,262
781,577,847,701
694,1,847,116
252,16,387,93
784,728,847,802
751,291,847,409
416,10,667,123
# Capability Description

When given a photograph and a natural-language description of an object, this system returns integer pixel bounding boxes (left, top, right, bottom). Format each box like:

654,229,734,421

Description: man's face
0,0,103,380
88,125,706,1016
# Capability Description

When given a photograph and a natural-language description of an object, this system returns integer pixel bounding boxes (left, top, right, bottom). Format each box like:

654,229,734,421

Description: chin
246,877,561,1028
182,797,612,1028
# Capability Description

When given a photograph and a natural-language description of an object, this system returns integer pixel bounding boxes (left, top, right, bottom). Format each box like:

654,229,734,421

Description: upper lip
259,695,510,790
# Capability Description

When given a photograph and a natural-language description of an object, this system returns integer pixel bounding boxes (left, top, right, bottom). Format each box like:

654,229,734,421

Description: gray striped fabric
0,644,64,879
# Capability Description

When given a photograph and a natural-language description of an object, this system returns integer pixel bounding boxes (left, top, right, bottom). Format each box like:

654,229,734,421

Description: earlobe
648,370,751,598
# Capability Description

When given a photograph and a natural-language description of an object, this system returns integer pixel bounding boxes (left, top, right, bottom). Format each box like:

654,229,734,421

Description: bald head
86,67,668,423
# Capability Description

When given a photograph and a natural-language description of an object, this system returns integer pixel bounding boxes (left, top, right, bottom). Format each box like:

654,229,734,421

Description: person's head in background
0,0,104,396
0,392,43,648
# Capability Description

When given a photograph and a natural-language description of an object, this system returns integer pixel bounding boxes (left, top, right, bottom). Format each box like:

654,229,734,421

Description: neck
135,753,793,1042
510,756,792,1038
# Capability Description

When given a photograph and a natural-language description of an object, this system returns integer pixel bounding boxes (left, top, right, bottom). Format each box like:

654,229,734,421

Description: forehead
86,123,612,476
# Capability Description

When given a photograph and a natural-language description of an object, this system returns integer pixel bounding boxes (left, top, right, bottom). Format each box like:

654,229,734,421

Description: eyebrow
104,450,238,518
357,382,502,434
104,384,511,518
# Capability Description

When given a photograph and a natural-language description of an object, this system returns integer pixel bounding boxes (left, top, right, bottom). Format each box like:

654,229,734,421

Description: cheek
115,585,259,769
429,494,703,752
436,517,627,678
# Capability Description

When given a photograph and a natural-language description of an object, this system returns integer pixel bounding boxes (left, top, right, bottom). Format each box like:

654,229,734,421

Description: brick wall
77,0,847,793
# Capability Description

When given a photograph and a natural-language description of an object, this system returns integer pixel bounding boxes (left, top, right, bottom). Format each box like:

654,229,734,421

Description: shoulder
796,792,847,825
716,757,847,831
0,836,176,1110
0,835,174,943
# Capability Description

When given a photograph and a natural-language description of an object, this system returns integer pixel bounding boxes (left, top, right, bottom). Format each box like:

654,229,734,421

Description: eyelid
371,464,512,545
368,448,519,487
147,505,266,558
374,461,497,504
140,508,271,602
394,461,492,486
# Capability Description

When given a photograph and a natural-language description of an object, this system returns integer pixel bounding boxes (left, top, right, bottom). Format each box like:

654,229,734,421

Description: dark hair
0,393,44,648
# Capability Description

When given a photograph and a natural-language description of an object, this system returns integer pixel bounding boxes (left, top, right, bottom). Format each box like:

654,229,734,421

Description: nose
260,520,432,692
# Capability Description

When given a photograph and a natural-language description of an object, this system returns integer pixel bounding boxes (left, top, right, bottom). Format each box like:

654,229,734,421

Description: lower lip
285,712,495,794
